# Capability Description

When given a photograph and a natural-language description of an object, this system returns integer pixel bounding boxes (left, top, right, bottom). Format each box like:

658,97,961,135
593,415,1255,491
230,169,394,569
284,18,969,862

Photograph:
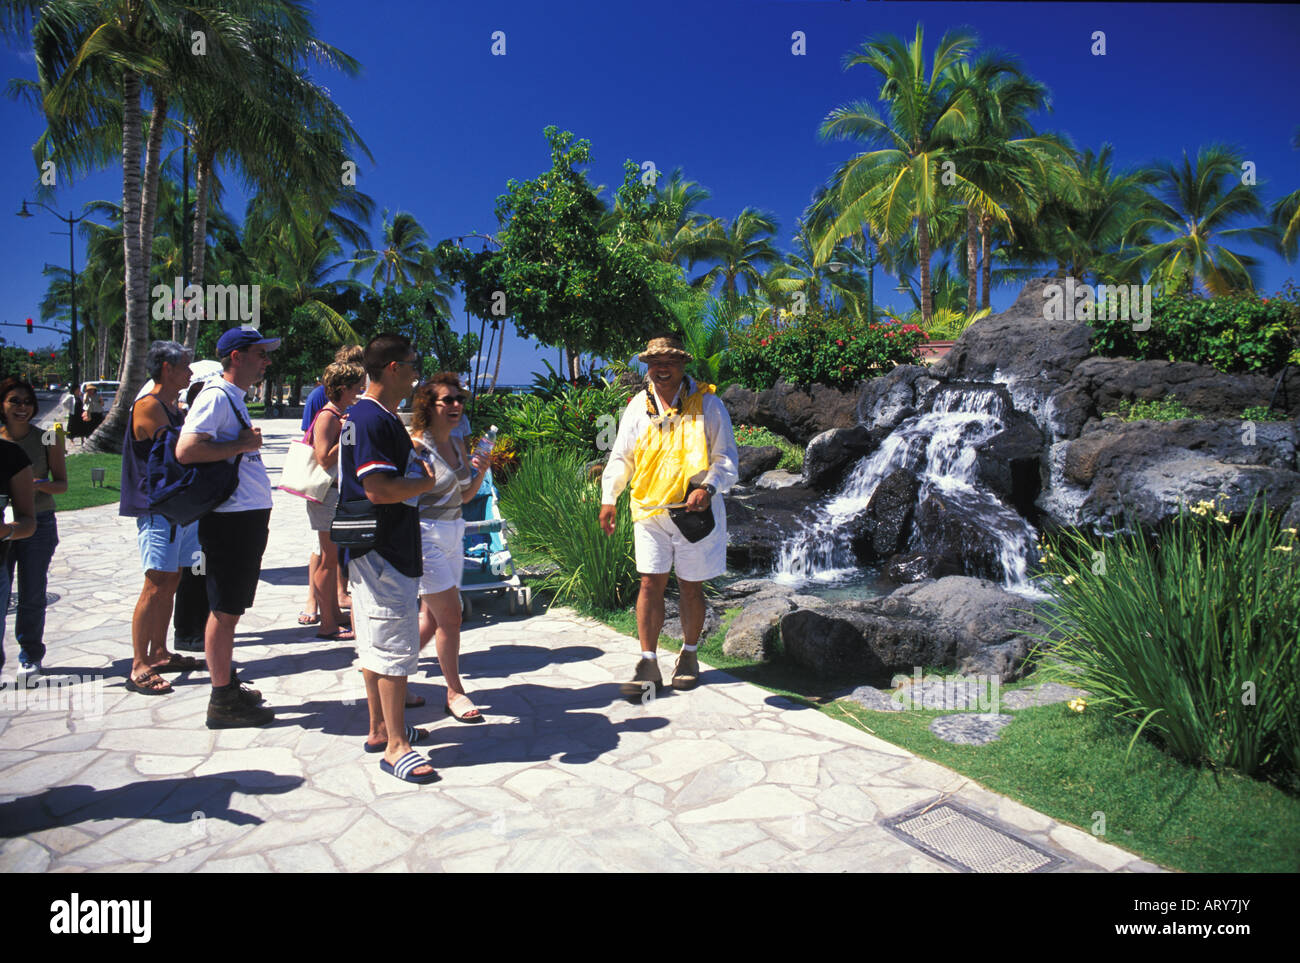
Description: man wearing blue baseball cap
177,327,280,728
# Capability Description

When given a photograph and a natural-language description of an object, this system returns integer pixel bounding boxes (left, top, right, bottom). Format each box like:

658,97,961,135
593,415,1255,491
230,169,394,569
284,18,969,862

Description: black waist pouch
668,483,715,543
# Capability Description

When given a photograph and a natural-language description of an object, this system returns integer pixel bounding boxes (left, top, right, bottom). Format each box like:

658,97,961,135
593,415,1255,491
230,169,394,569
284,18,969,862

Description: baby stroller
460,469,532,618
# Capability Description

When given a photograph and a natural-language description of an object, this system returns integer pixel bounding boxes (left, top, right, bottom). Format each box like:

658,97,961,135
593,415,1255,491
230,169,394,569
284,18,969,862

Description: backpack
147,384,249,526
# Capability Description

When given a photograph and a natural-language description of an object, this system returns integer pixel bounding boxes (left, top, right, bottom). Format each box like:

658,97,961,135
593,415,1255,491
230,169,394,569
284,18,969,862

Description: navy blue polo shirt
340,396,421,578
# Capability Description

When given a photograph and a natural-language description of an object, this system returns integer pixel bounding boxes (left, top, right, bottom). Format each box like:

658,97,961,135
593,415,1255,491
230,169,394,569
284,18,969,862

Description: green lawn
56,452,123,512
568,596,1300,874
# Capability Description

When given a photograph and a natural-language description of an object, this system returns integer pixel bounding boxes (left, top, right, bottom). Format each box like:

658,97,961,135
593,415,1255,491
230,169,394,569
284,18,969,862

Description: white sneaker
17,658,42,687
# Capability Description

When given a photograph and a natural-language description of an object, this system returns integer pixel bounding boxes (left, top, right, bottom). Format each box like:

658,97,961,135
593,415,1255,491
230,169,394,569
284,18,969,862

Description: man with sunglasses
340,334,443,784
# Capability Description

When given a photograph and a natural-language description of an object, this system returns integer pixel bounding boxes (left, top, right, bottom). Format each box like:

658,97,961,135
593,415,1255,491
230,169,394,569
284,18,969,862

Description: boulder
856,365,943,432
932,277,1095,437
844,468,919,562
1047,417,1300,530
725,483,823,570
912,489,1014,582
973,413,1045,519
755,470,803,489
736,445,782,483
1049,357,1300,440
779,575,1052,684
720,381,858,444
722,591,798,662
883,552,964,584
802,424,885,492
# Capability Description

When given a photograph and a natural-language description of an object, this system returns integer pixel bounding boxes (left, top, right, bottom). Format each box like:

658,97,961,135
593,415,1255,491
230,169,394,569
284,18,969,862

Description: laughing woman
409,376,490,722
0,378,48,683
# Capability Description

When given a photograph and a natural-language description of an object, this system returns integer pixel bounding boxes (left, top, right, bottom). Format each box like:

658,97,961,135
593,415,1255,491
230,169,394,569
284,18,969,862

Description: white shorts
418,517,466,596
633,497,727,582
349,552,420,677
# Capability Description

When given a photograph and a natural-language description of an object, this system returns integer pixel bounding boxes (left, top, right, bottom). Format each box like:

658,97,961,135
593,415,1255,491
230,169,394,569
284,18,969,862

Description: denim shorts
136,514,201,574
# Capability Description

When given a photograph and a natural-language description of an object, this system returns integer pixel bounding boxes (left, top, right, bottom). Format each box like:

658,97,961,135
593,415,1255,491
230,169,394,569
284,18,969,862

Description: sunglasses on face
5,397,35,407
435,395,466,406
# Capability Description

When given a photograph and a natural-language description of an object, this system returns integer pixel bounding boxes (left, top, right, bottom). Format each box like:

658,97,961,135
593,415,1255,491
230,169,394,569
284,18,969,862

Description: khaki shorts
349,551,420,676
305,486,339,532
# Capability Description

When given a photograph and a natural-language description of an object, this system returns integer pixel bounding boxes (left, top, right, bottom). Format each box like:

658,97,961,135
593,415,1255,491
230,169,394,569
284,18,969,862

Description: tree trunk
565,344,581,382
980,213,993,311
184,149,213,352
88,71,149,455
966,206,978,314
918,214,933,324
489,319,505,391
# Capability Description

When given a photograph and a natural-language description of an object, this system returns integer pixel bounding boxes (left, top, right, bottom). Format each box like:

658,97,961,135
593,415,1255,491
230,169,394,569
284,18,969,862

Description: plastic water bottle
473,425,498,461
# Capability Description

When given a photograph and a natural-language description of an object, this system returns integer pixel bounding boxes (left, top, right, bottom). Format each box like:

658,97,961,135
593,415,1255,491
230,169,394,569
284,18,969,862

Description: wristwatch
701,483,717,497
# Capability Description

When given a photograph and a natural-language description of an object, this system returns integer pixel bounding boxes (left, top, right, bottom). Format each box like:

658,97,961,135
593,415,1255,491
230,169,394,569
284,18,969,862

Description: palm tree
1270,126,1300,263
350,210,436,291
991,145,1155,289
1128,145,1275,295
943,54,1079,310
640,168,715,266
689,207,781,303
178,15,372,350
819,25,1013,323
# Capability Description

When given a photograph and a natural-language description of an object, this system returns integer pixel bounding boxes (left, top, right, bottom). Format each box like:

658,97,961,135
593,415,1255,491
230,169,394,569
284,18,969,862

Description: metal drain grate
883,800,1064,873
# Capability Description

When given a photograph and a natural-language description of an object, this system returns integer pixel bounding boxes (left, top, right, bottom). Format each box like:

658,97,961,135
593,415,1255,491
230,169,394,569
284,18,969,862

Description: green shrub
729,310,927,391
733,424,804,472
497,447,637,610
1090,288,1300,373
1101,397,1200,421
468,380,634,462
1242,405,1290,422
1028,495,1299,781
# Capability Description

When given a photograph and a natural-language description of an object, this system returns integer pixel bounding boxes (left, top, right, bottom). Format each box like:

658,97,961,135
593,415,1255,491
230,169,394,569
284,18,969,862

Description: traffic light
26,318,33,334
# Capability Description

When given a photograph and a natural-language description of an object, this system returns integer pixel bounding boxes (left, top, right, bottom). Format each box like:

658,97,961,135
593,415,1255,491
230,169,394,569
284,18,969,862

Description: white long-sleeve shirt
601,379,740,506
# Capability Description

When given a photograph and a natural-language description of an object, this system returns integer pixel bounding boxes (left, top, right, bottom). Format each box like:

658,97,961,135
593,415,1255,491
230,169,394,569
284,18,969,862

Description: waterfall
774,385,1045,597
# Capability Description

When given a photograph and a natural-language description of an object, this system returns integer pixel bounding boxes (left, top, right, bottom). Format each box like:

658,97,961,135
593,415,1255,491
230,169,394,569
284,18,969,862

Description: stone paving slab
0,418,1163,873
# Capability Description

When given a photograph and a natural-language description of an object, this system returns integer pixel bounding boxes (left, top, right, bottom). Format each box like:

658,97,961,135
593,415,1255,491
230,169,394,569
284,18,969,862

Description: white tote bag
279,411,337,503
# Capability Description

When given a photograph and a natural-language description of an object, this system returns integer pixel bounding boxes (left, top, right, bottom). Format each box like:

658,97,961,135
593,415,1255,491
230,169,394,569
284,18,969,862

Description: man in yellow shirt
599,334,739,700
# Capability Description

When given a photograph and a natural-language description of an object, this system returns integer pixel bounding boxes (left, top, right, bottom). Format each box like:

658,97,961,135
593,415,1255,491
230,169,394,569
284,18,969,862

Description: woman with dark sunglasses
408,376,490,721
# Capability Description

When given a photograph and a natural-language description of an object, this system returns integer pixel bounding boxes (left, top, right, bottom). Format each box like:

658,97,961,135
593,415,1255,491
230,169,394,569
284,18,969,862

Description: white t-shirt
181,378,272,513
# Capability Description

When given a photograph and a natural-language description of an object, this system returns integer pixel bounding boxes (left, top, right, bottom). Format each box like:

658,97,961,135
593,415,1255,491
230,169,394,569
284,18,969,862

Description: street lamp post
16,200,86,391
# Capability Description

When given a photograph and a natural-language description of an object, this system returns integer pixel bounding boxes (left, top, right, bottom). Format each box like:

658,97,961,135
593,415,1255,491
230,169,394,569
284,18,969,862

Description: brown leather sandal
126,669,173,695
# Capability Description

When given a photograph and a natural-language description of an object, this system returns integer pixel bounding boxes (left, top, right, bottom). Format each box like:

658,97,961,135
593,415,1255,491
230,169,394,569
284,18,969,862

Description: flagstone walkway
0,418,1163,872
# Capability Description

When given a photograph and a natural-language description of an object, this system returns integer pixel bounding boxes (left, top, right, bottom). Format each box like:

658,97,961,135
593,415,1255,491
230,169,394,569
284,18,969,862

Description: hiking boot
671,649,700,691
620,656,664,702
230,668,263,705
206,685,273,729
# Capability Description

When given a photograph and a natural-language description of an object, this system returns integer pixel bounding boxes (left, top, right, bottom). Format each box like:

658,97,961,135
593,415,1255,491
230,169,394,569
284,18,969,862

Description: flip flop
445,693,484,723
379,750,439,784
297,612,321,626
125,669,173,695
316,628,356,641
363,724,431,753
153,653,206,673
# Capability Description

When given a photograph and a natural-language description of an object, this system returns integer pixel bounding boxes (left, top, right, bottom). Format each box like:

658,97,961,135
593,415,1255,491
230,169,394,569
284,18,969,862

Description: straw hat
637,334,693,363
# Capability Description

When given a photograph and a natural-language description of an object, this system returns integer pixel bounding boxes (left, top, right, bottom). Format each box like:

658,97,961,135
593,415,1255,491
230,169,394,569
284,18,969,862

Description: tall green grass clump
498,447,637,610
1029,494,1299,782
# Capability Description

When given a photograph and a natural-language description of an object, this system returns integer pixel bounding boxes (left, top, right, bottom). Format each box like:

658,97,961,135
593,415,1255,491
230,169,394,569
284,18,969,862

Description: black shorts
198,508,271,616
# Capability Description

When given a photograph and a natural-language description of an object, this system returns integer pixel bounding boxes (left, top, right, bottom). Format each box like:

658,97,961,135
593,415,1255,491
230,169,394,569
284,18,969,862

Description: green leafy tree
486,126,672,381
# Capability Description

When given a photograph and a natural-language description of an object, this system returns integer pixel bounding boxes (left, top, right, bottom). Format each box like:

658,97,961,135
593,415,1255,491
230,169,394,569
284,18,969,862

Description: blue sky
1,0,1297,383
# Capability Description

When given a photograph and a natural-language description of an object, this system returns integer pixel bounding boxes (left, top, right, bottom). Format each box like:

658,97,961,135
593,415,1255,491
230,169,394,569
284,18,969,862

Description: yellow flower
1284,528,1297,537
1067,697,1087,713
1215,513,1230,524
1274,545,1294,553
1062,574,1077,586
1038,555,1048,564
